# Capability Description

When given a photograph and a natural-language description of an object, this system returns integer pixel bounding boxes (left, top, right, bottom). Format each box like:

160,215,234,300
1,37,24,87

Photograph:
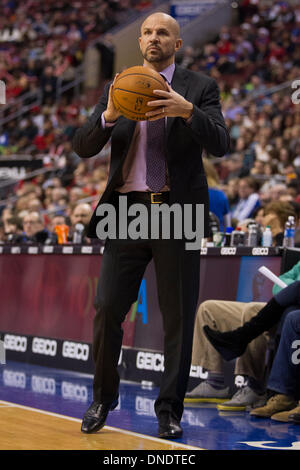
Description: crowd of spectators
0,0,300,247
181,0,300,243
0,0,154,130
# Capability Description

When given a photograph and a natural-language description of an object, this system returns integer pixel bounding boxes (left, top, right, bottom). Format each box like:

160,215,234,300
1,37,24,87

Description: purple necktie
146,117,166,192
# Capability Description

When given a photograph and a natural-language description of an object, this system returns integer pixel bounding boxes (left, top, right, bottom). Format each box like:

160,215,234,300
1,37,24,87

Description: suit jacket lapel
167,65,190,138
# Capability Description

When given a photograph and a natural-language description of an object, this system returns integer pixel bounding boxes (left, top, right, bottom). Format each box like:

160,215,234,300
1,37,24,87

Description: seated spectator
253,134,273,163
253,206,265,227
46,214,70,244
48,214,69,234
224,177,239,213
221,154,244,183
268,183,290,203
69,202,93,243
203,158,231,231
204,277,300,355
69,187,84,206
4,216,23,242
1,207,14,232
185,299,268,410
70,203,92,229
22,211,44,241
46,187,69,214
15,211,54,244
263,201,296,246
250,160,265,177
187,261,300,411
231,176,260,223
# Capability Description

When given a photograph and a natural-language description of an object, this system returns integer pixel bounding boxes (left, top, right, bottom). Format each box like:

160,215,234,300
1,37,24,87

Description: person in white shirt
232,176,260,223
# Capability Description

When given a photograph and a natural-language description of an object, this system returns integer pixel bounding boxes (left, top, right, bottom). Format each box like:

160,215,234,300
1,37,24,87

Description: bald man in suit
72,12,230,439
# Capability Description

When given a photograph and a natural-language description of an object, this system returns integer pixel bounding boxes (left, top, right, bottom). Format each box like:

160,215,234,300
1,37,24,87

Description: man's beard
143,46,174,63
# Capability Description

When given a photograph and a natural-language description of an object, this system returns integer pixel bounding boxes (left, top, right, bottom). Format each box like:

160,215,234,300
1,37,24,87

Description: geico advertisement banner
0,252,281,357
0,332,94,374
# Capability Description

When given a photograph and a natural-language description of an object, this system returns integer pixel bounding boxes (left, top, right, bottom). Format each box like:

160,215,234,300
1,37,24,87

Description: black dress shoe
203,325,246,361
158,412,183,439
81,399,118,433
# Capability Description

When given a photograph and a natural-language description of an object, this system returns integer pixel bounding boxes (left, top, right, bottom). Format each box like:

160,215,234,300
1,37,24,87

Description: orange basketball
112,66,168,121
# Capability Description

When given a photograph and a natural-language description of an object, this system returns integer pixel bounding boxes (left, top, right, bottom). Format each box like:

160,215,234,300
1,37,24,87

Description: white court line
0,400,203,450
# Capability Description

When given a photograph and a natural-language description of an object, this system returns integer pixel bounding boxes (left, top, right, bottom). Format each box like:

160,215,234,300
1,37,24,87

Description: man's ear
175,38,183,52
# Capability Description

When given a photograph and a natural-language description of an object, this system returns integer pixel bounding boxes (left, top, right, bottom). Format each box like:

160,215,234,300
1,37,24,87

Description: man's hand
146,82,193,121
103,74,122,123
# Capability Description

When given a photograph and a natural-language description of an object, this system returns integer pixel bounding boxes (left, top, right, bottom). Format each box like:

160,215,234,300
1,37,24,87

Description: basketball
112,65,168,121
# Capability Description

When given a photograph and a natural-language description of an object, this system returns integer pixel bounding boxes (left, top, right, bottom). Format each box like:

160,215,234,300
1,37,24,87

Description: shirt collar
160,63,175,84
143,63,175,85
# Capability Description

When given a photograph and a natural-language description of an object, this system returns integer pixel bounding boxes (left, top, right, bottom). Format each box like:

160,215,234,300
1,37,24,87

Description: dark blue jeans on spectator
274,280,300,335
268,309,300,400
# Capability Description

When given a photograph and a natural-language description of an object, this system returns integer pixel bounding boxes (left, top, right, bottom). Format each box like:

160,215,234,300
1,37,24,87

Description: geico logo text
235,375,247,388
189,365,208,379
3,370,26,388
31,376,56,395
221,247,236,255
62,381,88,401
4,334,27,352
32,338,57,356
136,351,164,371
135,396,156,416
252,247,269,256
62,341,89,361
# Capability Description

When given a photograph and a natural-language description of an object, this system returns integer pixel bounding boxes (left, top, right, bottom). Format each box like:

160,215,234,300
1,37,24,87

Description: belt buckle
150,192,162,204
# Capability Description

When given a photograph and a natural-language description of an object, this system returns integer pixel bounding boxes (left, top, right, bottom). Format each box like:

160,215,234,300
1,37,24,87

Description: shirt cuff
101,112,116,129
185,114,193,125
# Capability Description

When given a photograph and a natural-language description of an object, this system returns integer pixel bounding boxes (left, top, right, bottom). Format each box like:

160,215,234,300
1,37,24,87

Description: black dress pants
92,194,201,421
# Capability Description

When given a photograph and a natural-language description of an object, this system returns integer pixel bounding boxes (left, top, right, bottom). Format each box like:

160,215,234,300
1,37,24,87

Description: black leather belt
114,191,170,204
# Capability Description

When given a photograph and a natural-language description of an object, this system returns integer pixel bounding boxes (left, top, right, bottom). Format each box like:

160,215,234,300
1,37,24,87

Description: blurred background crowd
0,0,299,245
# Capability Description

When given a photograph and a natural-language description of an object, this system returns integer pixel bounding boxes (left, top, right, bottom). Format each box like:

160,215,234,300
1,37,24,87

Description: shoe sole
158,431,183,440
184,397,229,404
289,418,300,424
217,404,246,411
271,414,290,422
81,421,106,434
251,405,297,419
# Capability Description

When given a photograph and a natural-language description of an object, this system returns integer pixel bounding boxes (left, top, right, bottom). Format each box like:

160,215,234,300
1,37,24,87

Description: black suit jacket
72,65,230,238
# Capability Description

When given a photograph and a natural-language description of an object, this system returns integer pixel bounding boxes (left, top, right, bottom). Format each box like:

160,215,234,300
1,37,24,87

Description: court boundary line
0,399,203,450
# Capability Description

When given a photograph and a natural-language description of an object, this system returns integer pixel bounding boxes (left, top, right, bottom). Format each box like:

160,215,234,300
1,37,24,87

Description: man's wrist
103,110,118,123
182,102,193,121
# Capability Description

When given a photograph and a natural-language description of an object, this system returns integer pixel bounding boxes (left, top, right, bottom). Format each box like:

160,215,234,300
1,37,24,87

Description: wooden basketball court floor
0,400,199,451
1,360,300,451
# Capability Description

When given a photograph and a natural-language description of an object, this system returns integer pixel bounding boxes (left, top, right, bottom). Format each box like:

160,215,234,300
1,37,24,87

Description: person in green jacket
272,260,300,295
